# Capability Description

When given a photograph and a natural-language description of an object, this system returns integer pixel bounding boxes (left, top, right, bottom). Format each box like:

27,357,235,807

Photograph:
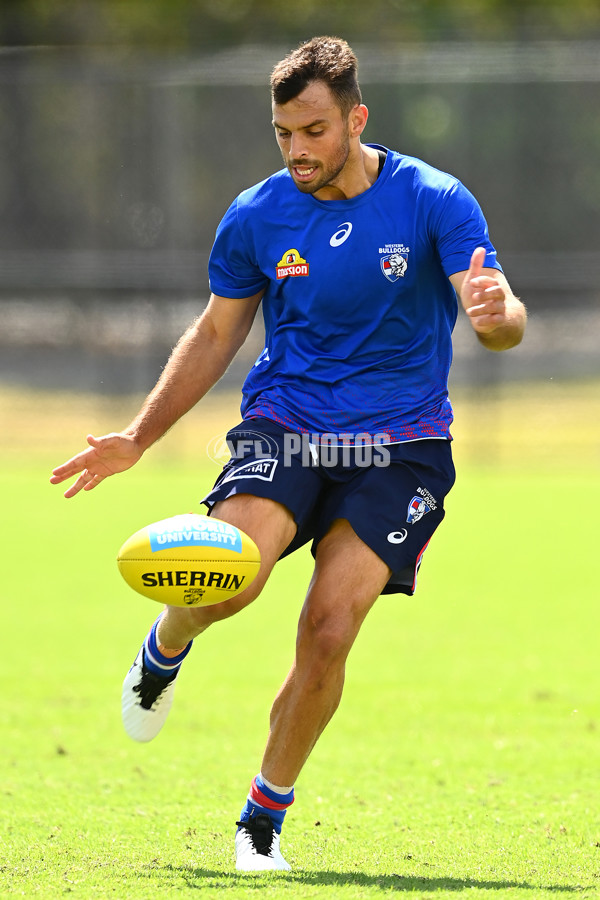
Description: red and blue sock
238,773,295,834
143,617,192,677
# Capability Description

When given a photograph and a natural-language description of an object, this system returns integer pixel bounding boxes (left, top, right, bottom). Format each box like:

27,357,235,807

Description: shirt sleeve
432,180,502,277
208,197,269,299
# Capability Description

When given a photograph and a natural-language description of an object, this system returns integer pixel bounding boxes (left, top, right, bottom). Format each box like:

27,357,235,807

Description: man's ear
349,103,369,138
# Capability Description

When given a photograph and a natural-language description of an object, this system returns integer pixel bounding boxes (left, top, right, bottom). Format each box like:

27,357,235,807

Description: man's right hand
50,433,143,498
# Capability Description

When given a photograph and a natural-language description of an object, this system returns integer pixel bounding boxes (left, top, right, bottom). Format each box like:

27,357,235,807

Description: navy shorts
202,417,456,596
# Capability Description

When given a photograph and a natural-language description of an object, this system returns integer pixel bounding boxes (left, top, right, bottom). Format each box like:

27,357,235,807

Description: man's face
272,81,352,196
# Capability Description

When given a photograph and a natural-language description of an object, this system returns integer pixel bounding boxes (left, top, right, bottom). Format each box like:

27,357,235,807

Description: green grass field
2,384,600,898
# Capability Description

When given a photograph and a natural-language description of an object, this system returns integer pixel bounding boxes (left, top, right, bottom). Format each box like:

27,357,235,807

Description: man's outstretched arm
50,291,263,498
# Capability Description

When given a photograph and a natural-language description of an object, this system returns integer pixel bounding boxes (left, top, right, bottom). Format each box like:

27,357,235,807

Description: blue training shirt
208,145,501,442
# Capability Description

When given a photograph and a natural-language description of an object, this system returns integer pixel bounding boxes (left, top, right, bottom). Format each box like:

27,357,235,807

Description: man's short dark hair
271,36,362,118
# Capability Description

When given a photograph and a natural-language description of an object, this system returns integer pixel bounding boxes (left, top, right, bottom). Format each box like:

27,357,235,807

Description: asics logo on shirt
329,222,353,247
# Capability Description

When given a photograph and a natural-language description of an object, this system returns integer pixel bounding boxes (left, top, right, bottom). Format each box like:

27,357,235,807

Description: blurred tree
0,0,599,47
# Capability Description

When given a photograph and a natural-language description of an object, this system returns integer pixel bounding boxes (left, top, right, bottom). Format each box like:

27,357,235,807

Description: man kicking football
51,35,526,871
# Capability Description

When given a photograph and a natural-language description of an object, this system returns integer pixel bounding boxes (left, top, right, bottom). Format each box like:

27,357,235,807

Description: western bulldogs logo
379,243,410,283
407,496,431,525
381,252,408,282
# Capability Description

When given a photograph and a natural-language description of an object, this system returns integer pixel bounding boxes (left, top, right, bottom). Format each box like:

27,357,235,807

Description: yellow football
117,513,261,607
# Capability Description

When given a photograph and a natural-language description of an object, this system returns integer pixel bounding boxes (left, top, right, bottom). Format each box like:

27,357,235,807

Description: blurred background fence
0,7,599,398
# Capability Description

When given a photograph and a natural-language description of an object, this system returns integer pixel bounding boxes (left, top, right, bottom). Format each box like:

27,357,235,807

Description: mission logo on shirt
276,249,309,279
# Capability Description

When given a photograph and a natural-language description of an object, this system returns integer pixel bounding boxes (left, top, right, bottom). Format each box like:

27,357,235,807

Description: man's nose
289,133,308,159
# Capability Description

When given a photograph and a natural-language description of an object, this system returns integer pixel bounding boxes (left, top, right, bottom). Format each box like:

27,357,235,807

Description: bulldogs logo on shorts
407,496,431,524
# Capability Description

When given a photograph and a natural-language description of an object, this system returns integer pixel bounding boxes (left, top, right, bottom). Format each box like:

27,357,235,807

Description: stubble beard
287,134,351,195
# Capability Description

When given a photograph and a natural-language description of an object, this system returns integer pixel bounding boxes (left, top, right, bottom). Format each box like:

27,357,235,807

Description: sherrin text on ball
117,513,261,607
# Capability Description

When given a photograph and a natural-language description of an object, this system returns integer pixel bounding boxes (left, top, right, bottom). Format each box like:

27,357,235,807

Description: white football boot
235,814,291,872
121,648,179,742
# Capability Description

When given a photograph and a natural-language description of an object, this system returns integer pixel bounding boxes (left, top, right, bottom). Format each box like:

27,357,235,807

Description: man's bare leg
235,518,390,871
261,518,391,786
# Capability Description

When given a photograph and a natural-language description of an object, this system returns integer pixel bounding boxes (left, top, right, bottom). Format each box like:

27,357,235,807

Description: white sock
260,773,294,794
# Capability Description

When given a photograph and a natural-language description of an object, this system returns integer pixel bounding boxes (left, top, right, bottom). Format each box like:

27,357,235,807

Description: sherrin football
117,513,261,607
